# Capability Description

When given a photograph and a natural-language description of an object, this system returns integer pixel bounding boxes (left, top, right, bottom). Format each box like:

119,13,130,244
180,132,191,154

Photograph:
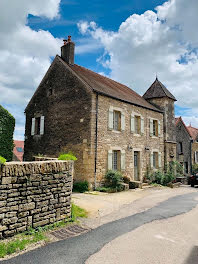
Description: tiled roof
58,56,162,113
187,125,198,141
143,78,176,101
13,140,24,162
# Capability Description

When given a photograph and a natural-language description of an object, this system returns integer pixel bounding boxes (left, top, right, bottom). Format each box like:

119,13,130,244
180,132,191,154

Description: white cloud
0,0,62,140
77,0,198,127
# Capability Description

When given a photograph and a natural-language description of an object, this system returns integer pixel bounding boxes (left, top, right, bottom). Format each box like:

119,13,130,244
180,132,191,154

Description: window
35,117,41,135
108,150,125,171
108,108,125,131
31,116,45,136
150,119,160,137
184,162,188,174
112,150,120,170
153,152,159,169
195,152,198,163
16,147,23,153
134,116,141,134
179,142,183,154
131,114,144,135
153,120,158,136
113,111,121,131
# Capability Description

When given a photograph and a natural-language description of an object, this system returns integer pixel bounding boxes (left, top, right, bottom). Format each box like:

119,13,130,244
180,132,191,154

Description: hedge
0,105,15,161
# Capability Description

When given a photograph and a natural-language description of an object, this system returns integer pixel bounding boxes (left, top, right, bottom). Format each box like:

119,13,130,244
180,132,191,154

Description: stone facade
92,94,164,184
0,160,73,238
24,57,93,182
175,118,192,175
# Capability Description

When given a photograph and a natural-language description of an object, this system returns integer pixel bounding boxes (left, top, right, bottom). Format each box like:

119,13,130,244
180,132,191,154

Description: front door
134,151,140,181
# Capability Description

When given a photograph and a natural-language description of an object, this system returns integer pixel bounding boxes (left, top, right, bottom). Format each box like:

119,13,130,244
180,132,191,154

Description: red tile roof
187,125,198,141
58,56,162,113
13,140,24,162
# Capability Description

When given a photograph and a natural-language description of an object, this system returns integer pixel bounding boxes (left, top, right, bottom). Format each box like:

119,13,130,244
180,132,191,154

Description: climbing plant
0,105,15,161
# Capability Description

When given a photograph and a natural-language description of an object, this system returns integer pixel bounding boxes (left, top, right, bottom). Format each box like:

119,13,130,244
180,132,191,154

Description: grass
0,203,87,259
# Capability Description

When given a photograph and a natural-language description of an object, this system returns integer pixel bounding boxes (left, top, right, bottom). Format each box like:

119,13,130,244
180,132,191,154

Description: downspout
190,139,193,174
94,93,99,190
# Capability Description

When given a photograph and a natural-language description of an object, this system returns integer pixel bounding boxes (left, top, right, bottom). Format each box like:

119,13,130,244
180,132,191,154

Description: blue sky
0,0,198,140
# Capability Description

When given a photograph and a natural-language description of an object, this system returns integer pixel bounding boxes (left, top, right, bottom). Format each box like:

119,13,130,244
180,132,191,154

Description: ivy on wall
0,105,15,161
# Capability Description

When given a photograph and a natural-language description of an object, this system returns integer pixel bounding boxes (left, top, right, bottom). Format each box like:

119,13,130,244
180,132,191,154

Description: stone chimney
61,36,75,65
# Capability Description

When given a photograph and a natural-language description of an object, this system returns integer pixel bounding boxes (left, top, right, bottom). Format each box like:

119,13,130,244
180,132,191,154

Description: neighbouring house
186,125,198,167
24,36,177,188
13,140,24,162
175,117,192,175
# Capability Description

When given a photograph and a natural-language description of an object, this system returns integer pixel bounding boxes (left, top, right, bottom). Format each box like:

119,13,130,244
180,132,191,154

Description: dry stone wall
0,160,73,238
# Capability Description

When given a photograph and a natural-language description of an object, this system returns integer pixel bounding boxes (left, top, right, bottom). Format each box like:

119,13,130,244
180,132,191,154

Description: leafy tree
0,105,15,161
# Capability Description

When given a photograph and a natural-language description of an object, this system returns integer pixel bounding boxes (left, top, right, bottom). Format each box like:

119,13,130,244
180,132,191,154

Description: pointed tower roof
143,77,177,101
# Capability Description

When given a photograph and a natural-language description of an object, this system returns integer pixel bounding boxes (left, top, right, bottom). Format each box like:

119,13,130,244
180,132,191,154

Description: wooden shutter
158,121,161,137
40,116,45,135
121,113,125,131
141,117,144,135
31,118,35,136
108,108,113,130
158,152,162,168
108,150,113,170
121,150,125,171
150,153,153,168
150,119,153,136
195,152,197,164
131,114,135,133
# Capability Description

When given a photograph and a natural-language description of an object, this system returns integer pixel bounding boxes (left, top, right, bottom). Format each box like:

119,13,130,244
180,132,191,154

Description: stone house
24,36,177,188
175,117,192,175
186,125,198,167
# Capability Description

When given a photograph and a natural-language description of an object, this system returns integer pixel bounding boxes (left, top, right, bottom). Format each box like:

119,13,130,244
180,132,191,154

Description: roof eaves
93,90,163,113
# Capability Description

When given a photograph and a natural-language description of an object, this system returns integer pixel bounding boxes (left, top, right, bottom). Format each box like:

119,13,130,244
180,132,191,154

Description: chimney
61,36,75,65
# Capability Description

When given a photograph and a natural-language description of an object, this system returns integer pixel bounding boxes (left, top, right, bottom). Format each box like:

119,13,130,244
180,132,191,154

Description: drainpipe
190,139,193,174
94,93,99,190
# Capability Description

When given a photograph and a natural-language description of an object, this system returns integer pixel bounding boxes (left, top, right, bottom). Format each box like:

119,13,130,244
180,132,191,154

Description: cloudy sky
0,0,198,140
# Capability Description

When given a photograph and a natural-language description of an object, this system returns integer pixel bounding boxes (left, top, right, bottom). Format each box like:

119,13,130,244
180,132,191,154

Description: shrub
147,168,176,186
192,164,198,174
105,170,123,189
123,176,131,184
58,152,77,161
73,180,89,193
0,156,6,165
0,105,15,161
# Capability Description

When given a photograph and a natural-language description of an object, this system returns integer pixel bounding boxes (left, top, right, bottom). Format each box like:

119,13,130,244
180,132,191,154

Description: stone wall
0,160,73,238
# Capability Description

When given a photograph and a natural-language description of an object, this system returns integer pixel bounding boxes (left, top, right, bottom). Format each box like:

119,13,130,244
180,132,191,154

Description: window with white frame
108,149,125,171
31,116,45,136
150,119,161,137
108,107,125,131
131,114,144,135
151,151,162,169
113,111,121,131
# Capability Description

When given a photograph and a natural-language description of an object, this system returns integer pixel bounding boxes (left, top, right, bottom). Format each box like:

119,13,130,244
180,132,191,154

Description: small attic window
49,88,53,96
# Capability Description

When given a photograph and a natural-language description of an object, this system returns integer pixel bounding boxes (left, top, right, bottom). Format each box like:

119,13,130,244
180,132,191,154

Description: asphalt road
2,191,198,264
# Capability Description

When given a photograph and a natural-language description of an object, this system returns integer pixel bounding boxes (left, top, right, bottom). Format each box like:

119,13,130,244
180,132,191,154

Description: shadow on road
184,246,198,264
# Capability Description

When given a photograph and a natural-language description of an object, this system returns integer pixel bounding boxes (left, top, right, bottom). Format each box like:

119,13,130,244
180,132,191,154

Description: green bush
73,180,89,193
105,170,123,189
0,105,15,161
192,164,198,174
147,167,176,186
58,152,77,161
0,156,6,165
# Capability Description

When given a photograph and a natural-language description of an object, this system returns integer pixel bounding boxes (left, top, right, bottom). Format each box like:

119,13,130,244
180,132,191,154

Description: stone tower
143,77,177,165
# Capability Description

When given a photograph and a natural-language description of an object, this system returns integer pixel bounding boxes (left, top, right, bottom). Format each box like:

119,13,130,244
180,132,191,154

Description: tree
0,105,15,161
